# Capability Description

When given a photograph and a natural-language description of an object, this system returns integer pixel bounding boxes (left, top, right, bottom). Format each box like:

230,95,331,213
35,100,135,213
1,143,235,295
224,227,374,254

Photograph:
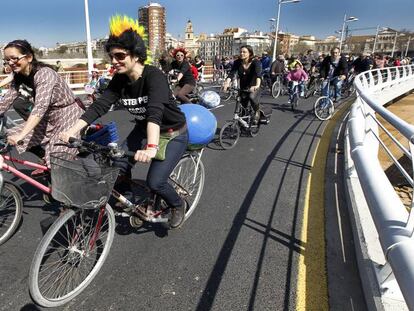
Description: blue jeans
113,123,188,209
288,81,304,102
322,77,343,100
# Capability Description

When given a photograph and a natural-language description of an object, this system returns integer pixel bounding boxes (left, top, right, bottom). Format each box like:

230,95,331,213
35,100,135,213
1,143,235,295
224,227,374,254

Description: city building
233,31,271,56
218,27,247,58
314,36,340,54
199,34,220,61
138,2,166,58
184,20,200,57
275,32,300,56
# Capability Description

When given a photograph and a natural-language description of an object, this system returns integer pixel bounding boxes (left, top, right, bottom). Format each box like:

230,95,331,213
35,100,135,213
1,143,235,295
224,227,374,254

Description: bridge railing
0,70,105,95
347,64,414,309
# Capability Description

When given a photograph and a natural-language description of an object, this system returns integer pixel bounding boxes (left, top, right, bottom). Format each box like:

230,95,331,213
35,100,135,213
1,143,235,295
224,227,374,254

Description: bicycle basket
50,153,119,209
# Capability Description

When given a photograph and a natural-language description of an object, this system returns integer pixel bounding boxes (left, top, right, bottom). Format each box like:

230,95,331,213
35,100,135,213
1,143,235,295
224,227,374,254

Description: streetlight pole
339,14,358,54
271,0,301,62
405,36,411,57
339,14,347,53
372,25,380,54
84,0,94,74
391,32,398,58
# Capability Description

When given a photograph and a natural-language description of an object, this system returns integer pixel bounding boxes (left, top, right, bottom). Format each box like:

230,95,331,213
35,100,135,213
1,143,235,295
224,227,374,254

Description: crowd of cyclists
1,12,414,307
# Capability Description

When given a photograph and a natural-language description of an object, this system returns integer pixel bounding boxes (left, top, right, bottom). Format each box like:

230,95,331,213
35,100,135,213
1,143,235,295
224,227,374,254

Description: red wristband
145,144,159,150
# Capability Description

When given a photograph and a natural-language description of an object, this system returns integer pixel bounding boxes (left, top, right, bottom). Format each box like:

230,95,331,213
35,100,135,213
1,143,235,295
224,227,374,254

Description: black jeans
113,123,188,209
240,89,261,112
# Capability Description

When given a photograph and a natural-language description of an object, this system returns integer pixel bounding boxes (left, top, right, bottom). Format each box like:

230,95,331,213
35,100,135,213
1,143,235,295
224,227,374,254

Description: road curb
296,99,354,310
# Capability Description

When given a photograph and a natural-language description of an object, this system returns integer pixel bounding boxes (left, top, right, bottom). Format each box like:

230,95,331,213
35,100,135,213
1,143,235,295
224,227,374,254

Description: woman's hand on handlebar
7,133,24,146
59,130,77,143
134,148,157,163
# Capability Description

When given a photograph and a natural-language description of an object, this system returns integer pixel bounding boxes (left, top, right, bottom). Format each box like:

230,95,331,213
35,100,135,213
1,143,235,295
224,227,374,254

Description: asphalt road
0,88,364,311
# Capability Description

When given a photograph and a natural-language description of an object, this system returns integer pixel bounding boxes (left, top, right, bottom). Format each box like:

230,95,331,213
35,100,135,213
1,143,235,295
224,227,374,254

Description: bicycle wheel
219,121,240,149
0,182,23,245
271,80,281,98
29,204,115,307
292,93,299,111
305,81,315,98
314,96,334,121
219,86,233,102
170,155,205,222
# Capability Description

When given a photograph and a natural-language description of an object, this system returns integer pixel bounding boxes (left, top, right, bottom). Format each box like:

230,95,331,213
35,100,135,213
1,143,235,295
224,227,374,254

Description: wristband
145,144,159,150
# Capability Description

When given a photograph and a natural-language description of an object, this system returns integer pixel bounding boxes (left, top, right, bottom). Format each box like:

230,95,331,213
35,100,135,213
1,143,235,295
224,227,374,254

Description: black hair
4,39,49,73
240,45,254,62
105,29,147,64
4,39,52,91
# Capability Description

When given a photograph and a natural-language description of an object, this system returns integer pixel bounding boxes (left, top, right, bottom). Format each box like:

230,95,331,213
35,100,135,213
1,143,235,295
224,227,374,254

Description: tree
57,45,68,54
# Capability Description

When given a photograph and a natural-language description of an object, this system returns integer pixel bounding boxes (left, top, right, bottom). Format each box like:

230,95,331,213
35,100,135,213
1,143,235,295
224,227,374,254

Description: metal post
339,14,346,53
391,32,398,58
272,1,282,62
405,36,411,57
372,25,380,54
84,0,94,74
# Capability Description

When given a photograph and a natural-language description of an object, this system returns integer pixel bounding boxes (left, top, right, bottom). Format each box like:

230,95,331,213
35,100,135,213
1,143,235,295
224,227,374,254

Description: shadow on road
196,109,323,311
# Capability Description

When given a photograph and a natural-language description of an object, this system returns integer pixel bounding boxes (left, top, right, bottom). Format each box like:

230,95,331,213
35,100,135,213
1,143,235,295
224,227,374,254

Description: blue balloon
179,104,217,145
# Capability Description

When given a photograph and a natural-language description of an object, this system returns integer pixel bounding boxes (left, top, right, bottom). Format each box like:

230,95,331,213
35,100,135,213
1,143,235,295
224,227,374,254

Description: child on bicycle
60,15,188,228
285,63,308,104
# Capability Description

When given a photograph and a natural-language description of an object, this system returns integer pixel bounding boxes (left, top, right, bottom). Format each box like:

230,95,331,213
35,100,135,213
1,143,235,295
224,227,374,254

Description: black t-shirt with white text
81,65,186,132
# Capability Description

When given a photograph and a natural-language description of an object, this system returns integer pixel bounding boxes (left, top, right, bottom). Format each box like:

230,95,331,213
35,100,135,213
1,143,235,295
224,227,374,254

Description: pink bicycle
0,116,51,245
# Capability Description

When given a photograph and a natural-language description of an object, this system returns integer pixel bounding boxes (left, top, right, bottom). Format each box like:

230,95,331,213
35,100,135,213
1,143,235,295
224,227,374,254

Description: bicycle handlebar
66,138,136,159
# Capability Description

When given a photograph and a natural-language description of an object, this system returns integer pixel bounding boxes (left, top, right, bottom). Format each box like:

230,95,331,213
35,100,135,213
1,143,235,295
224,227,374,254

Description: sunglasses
3,54,26,66
176,54,185,57
109,52,129,61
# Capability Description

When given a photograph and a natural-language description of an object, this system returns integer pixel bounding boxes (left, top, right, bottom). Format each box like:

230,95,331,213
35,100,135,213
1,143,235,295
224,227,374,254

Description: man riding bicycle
319,47,348,102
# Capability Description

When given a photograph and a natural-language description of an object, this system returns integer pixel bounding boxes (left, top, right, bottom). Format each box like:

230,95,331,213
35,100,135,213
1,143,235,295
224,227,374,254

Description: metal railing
0,70,104,95
348,64,414,309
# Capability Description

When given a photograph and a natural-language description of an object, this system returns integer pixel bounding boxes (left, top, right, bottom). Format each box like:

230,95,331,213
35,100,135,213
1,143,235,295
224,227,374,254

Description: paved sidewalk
377,92,414,208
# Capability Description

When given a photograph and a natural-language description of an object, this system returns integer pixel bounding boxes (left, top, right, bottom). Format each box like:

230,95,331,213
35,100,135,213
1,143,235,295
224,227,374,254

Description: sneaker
170,201,186,228
287,99,291,104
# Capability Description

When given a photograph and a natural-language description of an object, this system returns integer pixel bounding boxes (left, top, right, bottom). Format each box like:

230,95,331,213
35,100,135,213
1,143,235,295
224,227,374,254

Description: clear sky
1,0,413,48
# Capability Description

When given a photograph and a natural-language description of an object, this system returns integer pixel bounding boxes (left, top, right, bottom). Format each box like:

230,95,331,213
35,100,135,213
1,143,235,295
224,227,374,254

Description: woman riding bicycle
0,39,84,168
169,48,196,103
61,15,188,228
223,45,262,124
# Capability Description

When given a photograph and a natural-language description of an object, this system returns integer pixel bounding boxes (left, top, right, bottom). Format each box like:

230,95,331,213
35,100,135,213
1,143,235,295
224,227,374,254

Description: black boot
170,201,186,228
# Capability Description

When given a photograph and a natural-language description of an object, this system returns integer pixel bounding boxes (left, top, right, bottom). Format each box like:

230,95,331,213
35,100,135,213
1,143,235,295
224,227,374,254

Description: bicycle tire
314,96,334,121
219,121,240,149
271,80,281,98
305,81,315,98
292,93,299,111
0,182,23,246
171,155,205,222
29,204,115,307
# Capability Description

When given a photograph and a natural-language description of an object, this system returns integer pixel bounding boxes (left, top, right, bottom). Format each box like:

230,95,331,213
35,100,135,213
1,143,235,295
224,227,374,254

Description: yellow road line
296,100,354,311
